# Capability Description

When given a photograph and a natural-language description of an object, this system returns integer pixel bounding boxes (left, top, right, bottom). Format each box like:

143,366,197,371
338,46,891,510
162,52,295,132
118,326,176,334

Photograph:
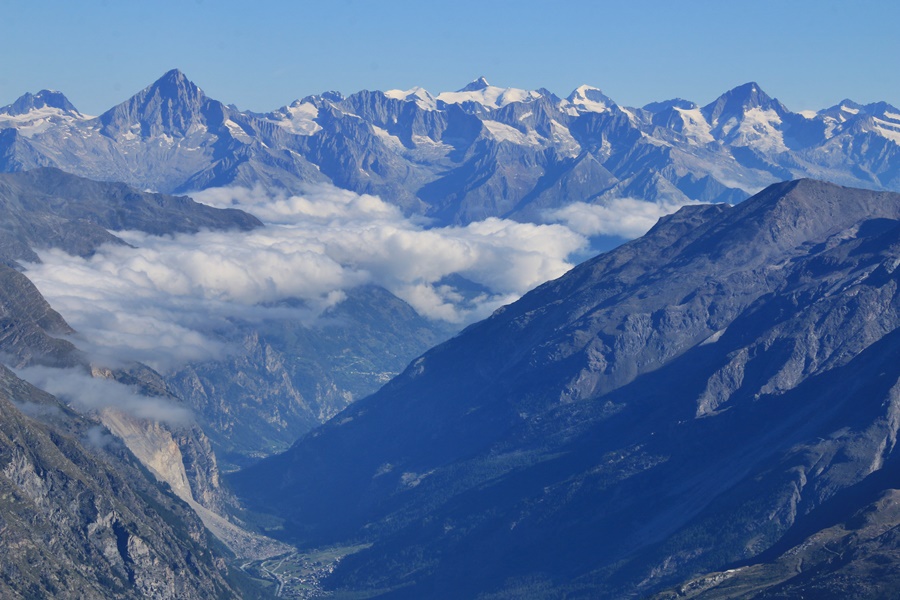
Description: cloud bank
24,183,695,372
544,197,703,238
15,365,194,425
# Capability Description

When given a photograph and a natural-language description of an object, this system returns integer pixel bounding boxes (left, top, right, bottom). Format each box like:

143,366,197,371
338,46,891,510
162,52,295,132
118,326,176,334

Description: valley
0,69,897,598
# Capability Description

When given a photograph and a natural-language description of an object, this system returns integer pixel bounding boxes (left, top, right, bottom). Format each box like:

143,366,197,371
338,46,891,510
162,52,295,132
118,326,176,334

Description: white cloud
23,184,685,373
15,365,194,425
544,197,702,238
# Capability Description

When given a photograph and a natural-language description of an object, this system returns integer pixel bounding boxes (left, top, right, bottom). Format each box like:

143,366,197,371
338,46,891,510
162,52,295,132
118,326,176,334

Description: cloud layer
23,184,695,372
544,197,703,238
16,365,194,425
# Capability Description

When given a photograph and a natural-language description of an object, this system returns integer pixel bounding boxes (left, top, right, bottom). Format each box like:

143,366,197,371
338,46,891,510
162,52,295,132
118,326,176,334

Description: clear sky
1,0,898,115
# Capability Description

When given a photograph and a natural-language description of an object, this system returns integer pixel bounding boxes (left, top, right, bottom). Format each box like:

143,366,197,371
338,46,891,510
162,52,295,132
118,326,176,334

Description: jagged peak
96,68,216,137
459,77,490,92
836,98,863,110
702,81,787,125
823,99,900,119
143,68,205,101
383,86,437,110
1,89,81,116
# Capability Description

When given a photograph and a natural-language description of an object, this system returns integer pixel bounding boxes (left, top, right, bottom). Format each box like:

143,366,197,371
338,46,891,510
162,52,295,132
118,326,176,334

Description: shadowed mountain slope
232,179,900,598
0,167,260,265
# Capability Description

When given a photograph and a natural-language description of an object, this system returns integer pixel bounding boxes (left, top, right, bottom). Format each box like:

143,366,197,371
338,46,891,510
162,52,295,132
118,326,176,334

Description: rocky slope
2,72,900,226
0,263,82,367
0,362,243,599
232,179,900,598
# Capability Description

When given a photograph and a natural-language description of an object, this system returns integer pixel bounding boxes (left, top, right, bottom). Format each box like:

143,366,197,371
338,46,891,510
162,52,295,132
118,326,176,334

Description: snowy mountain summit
0,89,81,117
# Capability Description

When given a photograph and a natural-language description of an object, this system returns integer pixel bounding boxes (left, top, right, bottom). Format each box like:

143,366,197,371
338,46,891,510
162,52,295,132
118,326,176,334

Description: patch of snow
384,87,437,110
9,119,53,138
184,122,208,138
885,111,900,122
841,105,859,115
0,106,90,138
0,106,86,122
700,328,727,346
371,124,403,148
383,89,406,101
410,134,452,151
482,120,543,146
618,106,638,123
873,117,900,144
549,120,581,157
873,116,900,130
674,107,714,144
567,85,612,113
437,86,542,110
722,107,787,152
798,110,818,119
269,101,322,136
641,131,672,147
224,119,252,142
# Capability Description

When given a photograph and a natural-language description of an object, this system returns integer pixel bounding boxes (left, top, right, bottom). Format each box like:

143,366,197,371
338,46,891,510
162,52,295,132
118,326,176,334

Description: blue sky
2,0,897,115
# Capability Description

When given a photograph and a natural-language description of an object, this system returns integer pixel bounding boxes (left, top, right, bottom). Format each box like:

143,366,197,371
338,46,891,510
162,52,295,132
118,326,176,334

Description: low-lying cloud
24,183,695,372
544,197,703,238
15,365,194,425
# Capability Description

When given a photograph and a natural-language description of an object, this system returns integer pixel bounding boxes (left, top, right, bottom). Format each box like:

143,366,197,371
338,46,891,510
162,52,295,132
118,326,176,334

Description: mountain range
1,70,899,599
233,179,900,598
2,71,900,226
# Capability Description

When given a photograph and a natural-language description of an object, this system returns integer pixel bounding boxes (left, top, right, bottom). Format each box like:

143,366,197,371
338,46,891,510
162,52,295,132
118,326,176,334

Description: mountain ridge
231,178,900,598
3,71,900,227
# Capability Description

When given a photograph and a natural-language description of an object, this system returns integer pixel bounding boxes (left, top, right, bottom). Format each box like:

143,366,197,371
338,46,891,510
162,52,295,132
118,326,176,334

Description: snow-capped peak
459,77,490,92
384,86,437,110
702,81,786,127
436,80,543,111
563,85,615,114
0,89,90,138
1,89,82,117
